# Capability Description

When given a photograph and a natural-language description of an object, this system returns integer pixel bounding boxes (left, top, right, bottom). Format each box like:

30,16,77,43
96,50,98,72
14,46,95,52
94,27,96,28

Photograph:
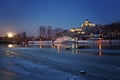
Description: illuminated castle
70,19,96,34
81,19,95,27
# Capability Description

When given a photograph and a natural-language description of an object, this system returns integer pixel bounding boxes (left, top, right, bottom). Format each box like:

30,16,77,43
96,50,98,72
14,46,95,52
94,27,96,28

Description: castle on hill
70,19,96,34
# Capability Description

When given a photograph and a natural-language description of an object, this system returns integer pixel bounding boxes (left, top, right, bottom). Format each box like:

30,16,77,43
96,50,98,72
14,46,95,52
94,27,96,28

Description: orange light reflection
98,40,102,56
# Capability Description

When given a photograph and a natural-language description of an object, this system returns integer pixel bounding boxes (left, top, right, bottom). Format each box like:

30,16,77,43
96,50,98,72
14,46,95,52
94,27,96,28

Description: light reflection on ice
4,50,19,57
98,40,102,56
8,44,13,48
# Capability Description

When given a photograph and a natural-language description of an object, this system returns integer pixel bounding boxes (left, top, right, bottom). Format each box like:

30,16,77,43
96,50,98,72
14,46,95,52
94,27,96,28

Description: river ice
0,47,120,80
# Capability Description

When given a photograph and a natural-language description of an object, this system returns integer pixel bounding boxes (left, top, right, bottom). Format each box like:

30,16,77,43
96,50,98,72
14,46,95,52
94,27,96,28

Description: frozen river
0,42,120,80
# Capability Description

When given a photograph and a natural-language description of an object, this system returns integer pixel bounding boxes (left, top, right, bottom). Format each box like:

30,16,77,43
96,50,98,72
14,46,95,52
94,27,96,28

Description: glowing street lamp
8,32,13,38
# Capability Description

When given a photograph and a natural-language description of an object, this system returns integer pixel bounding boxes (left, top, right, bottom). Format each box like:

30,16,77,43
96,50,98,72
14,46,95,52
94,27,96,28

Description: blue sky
0,0,120,36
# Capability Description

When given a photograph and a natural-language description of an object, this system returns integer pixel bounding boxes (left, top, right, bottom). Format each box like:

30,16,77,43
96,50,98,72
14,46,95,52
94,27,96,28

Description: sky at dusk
0,0,120,36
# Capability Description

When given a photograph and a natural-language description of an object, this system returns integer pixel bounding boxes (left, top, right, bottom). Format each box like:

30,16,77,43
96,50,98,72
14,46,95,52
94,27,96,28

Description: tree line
100,22,120,39
0,21,120,44
16,22,120,41
38,26,64,41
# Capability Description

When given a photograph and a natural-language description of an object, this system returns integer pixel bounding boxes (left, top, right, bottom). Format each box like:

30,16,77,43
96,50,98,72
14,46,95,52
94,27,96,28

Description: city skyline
0,0,120,36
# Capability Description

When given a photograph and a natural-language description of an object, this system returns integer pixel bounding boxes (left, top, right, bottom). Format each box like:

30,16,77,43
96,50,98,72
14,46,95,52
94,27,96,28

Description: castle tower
81,19,95,27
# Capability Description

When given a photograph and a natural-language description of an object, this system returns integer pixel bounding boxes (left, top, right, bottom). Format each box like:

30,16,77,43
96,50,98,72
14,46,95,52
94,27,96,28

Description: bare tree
38,26,46,39
38,26,68,40
22,31,27,41
53,28,63,38
47,26,54,39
